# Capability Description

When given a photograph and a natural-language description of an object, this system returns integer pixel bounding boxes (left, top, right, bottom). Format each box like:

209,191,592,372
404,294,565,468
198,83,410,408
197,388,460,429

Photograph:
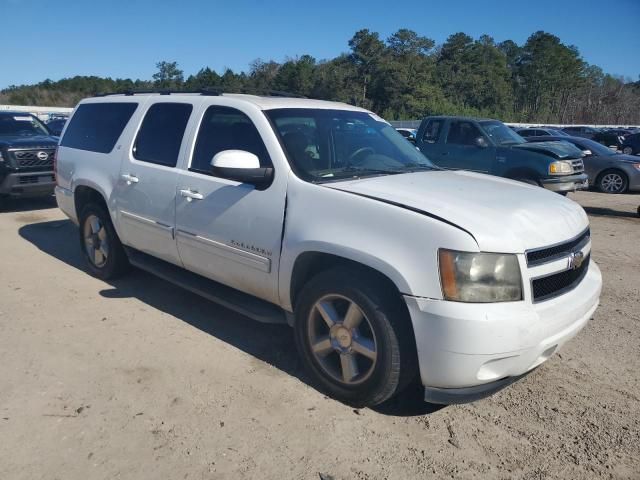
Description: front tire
597,169,628,194
78,203,129,279
294,267,417,407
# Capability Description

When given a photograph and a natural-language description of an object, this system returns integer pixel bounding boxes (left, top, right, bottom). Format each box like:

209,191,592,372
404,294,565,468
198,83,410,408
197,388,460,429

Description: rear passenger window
190,106,271,174
61,103,138,153
421,120,442,144
133,103,192,167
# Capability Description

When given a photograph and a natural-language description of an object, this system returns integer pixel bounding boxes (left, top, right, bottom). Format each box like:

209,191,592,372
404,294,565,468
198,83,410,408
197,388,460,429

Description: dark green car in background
416,116,589,194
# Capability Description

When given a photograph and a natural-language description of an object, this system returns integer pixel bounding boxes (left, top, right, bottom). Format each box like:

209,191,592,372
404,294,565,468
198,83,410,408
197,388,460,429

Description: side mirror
475,136,489,148
211,150,274,188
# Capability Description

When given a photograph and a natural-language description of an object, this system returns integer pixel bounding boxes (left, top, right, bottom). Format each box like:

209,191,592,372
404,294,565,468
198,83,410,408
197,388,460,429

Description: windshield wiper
401,163,436,172
341,166,407,176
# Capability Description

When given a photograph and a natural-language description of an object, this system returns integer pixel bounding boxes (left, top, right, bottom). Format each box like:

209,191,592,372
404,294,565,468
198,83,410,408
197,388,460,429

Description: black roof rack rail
262,90,306,99
94,89,221,97
93,88,306,99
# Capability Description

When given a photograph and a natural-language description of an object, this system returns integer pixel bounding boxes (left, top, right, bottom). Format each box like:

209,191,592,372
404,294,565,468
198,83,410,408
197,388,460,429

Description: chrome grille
531,254,590,302
571,158,584,173
526,228,590,267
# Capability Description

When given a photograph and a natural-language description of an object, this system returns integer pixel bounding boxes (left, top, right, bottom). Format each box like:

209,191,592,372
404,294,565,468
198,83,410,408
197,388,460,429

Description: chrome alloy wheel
307,294,378,385
600,172,625,193
83,214,109,267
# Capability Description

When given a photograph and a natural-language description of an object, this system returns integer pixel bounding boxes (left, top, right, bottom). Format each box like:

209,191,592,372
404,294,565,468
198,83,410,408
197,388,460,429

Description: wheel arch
74,183,109,217
286,249,411,315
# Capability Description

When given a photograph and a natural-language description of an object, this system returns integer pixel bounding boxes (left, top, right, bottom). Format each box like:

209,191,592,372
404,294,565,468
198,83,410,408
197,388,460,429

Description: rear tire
294,267,417,407
597,169,628,194
78,203,129,279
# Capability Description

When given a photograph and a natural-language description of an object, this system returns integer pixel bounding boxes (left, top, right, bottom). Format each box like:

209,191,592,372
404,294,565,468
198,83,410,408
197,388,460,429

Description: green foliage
152,61,184,88
1,29,638,124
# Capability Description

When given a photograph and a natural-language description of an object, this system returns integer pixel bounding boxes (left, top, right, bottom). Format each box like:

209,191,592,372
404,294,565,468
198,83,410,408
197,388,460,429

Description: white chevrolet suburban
55,92,602,406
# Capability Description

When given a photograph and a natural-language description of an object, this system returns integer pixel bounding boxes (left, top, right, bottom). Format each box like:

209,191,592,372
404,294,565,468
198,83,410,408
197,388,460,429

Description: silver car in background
527,136,640,194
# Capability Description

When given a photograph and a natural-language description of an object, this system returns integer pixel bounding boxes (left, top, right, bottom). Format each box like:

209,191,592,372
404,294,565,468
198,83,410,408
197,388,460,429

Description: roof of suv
84,92,368,113
0,111,37,117
423,115,497,122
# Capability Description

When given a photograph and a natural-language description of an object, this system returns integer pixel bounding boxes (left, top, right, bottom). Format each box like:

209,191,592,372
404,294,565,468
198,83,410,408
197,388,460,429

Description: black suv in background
0,112,58,203
561,126,601,139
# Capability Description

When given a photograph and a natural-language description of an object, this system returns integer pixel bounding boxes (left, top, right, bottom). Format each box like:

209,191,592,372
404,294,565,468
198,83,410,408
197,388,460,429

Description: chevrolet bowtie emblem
567,251,584,270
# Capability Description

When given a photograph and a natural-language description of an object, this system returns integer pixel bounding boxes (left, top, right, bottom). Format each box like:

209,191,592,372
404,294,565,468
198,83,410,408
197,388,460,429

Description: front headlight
633,163,640,171
549,160,573,175
439,249,522,303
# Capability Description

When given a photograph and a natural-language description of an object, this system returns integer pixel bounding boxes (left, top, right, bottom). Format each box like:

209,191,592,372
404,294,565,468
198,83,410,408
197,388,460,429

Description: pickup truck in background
416,116,589,194
0,111,58,204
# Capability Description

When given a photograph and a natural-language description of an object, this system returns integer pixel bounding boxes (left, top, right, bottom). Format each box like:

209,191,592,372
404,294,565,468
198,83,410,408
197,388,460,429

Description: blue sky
0,0,638,89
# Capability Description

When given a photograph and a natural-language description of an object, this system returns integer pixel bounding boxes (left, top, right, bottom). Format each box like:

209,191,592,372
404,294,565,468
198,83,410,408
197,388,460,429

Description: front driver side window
190,106,272,175
446,121,483,146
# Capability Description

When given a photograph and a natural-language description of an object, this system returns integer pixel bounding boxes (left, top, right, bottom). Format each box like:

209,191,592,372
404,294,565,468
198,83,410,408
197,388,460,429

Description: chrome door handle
180,189,204,201
121,173,139,185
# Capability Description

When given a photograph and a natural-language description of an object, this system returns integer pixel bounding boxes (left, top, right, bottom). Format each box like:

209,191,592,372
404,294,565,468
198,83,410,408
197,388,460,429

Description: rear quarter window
61,103,138,153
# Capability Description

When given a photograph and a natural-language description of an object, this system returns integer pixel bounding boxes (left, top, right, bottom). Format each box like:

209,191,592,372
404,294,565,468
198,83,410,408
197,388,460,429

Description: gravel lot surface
0,191,638,480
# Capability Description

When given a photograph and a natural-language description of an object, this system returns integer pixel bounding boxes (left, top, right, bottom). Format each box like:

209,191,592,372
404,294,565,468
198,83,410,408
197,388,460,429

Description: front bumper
0,171,55,197
540,173,589,192
404,260,601,403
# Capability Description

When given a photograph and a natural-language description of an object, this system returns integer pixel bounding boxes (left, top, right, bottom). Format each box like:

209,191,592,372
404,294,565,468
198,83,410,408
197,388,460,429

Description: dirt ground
0,191,638,480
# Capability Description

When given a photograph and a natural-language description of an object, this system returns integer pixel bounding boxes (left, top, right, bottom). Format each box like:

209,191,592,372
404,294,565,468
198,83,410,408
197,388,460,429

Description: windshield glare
0,114,50,137
266,109,434,182
479,120,525,145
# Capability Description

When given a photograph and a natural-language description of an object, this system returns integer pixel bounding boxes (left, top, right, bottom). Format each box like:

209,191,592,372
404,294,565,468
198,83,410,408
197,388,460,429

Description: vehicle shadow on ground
583,206,640,219
0,196,57,213
18,219,444,417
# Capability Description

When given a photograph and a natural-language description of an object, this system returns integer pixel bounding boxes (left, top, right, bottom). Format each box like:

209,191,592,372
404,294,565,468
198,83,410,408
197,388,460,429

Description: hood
0,135,58,149
511,140,582,159
613,154,640,164
325,170,588,253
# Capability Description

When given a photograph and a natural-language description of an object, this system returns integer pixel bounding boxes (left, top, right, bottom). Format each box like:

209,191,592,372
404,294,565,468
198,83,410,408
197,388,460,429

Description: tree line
2,29,639,124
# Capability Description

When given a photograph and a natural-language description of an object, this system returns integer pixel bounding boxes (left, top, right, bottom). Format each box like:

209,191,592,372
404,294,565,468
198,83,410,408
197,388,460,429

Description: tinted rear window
61,103,138,153
133,103,192,167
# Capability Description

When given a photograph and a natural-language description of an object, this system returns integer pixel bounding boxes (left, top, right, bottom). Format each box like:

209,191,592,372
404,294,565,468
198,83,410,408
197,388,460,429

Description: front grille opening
11,149,55,168
526,228,590,266
532,254,590,302
18,175,55,185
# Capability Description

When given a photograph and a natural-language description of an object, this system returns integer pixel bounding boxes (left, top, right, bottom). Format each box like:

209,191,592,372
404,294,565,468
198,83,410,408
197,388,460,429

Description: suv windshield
0,113,50,137
479,120,525,145
266,108,434,182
